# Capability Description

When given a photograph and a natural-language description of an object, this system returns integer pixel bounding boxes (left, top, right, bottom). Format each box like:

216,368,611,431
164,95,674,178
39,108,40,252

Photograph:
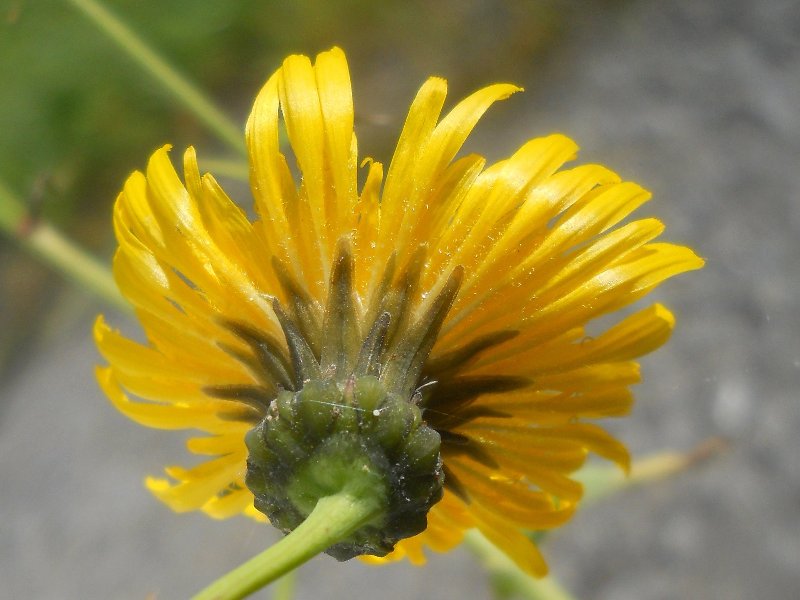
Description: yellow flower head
95,47,702,576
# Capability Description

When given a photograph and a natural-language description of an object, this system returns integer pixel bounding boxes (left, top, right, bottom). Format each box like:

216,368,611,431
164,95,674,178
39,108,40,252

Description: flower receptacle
245,375,444,560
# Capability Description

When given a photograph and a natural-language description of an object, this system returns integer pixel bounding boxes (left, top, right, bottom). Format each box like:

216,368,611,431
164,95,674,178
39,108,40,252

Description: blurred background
1,0,798,598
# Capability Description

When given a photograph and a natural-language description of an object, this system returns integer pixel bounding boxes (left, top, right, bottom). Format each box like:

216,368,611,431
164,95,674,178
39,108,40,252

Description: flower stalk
66,0,245,156
271,570,297,600
192,490,384,600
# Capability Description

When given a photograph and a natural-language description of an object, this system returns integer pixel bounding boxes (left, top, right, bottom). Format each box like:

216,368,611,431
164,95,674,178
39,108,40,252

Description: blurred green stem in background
66,0,246,156
576,437,728,505
201,158,250,181
465,531,577,600
0,177,128,312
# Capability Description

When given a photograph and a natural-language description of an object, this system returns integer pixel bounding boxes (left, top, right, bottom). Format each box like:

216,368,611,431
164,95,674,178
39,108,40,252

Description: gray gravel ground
1,0,798,598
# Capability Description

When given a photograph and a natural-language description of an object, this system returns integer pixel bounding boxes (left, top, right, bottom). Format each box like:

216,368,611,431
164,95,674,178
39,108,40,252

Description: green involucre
245,376,443,560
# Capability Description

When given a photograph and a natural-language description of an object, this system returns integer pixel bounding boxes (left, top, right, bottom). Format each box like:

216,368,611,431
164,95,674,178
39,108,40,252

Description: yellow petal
245,70,298,270
279,53,329,279
201,487,254,520
186,433,246,456
470,501,549,578
145,452,245,512
315,47,358,236
96,367,249,433
389,83,522,271
380,77,448,226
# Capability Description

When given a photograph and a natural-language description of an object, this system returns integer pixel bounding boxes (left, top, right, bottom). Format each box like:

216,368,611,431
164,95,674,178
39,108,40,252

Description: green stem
271,570,297,600
0,179,128,312
66,0,245,155
464,531,578,600
192,491,383,600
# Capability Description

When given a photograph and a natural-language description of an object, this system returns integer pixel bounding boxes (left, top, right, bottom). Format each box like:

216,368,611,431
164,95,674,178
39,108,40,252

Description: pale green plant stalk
271,570,297,600
66,0,245,156
0,178,127,311
464,531,577,600
192,491,383,600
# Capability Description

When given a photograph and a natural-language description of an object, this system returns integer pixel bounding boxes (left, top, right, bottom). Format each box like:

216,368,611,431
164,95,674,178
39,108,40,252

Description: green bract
245,376,443,559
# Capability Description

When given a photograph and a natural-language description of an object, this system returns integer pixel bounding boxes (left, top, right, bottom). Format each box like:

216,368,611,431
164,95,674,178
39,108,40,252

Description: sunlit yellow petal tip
92,314,106,343
652,303,677,328
144,476,170,495
95,47,702,576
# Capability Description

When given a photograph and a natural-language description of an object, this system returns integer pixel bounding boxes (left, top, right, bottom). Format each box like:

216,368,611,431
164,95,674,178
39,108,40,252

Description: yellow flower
95,47,702,577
